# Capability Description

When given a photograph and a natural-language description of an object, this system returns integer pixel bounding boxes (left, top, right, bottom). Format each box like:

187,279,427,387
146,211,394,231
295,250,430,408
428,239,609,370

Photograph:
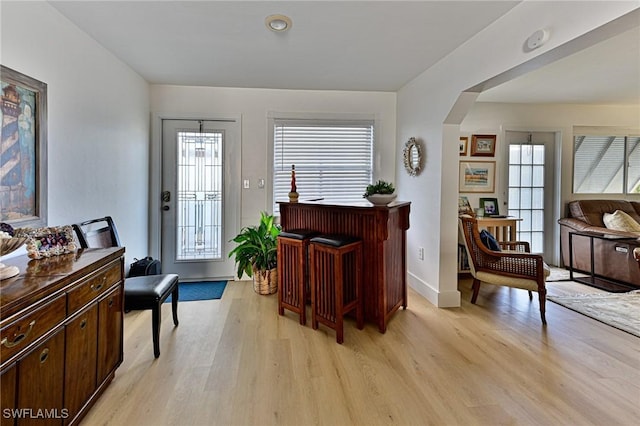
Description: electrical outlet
418,247,424,260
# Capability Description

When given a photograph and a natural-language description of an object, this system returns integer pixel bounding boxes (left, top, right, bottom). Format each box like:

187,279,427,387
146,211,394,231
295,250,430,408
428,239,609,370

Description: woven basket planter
252,267,278,295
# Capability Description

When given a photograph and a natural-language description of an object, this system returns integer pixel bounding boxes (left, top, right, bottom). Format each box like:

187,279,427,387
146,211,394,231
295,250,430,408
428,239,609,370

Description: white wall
462,102,640,209
1,2,150,263
396,1,639,307
149,85,396,237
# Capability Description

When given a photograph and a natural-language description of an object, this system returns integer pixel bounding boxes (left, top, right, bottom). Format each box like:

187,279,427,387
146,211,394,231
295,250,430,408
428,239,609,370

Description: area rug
546,266,588,282
548,290,640,337
164,281,227,303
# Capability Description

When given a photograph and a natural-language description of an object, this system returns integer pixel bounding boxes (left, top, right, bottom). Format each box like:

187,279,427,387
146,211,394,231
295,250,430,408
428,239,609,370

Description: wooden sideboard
278,200,410,333
0,247,125,426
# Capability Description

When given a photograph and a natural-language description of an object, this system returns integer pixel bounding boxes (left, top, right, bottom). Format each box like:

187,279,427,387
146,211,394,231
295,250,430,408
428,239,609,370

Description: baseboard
408,272,461,308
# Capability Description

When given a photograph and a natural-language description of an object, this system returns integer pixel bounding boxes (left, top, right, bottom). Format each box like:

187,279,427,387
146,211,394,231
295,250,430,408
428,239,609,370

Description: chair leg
471,279,481,304
310,246,318,330
298,260,306,325
538,289,547,325
152,303,161,358
528,290,533,301
335,252,344,344
171,285,179,326
355,244,364,330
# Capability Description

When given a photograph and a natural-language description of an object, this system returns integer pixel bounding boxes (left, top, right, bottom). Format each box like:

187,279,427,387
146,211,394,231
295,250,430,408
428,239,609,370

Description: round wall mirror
403,137,423,176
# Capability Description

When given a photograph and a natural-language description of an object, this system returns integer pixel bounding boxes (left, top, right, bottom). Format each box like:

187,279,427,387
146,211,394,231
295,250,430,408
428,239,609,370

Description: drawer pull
108,298,114,308
91,276,107,292
1,320,36,348
80,319,87,329
40,348,49,364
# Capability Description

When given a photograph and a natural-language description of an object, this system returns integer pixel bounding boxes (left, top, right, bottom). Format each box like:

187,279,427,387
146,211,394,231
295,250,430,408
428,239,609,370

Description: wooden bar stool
277,229,318,325
309,235,363,344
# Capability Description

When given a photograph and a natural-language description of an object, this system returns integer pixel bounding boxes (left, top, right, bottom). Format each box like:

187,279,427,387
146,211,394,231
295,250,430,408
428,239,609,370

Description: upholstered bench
124,274,179,358
73,216,181,359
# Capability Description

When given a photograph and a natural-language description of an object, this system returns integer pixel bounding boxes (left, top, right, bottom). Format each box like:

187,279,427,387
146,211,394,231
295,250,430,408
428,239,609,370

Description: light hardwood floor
82,277,639,426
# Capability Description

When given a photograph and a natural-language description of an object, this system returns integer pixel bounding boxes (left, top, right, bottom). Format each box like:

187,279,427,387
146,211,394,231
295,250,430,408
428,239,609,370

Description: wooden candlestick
288,164,299,202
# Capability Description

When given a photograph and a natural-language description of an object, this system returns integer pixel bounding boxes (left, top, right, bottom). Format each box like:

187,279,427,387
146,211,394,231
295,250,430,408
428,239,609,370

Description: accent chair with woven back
459,216,550,324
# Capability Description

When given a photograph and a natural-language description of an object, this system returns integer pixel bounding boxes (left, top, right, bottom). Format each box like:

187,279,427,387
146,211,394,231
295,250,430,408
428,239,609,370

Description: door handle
162,191,171,202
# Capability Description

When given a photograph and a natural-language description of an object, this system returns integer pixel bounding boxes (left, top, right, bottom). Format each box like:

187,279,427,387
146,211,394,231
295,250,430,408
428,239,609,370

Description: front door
161,119,239,280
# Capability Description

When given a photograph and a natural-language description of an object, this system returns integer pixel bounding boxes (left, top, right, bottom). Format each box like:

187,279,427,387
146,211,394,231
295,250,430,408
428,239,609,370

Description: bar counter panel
278,200,410,332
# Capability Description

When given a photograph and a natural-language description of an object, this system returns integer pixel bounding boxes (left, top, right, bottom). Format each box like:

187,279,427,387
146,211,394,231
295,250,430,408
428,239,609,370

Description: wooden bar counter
278,200,410,333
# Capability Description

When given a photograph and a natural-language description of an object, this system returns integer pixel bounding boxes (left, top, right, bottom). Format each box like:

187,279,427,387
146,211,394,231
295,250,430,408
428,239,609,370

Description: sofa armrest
558,218,639,237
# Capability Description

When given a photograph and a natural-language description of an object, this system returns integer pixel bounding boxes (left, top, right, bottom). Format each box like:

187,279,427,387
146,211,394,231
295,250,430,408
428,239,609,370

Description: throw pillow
603,210,640,232
479,229,501,251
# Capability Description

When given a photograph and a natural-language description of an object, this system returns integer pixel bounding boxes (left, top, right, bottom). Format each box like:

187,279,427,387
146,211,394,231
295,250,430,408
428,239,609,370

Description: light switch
258,178,265,189
243,179,250,189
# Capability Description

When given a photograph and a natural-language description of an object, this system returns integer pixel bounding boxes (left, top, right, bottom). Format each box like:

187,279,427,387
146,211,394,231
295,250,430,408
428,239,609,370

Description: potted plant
363,180,397,205
229,211,281,295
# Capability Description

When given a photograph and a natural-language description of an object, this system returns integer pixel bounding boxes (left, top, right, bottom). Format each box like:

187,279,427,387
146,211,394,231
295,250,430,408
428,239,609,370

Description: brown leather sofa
558,199,640,288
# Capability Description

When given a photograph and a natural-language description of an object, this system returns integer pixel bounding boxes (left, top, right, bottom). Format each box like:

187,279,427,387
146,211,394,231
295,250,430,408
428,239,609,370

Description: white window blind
573,133,640,194
273,119,374,213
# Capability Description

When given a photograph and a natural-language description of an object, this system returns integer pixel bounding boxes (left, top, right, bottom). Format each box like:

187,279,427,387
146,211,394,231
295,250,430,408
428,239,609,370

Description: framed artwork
459,161,496,193
0,66,48,228
479,197,499,216
459,137,468,156
458,196,474,216
471,134,496,157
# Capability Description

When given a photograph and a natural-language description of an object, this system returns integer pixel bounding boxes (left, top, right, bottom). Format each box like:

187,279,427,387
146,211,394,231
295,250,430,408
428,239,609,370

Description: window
573,127,640,194
272,119,374,213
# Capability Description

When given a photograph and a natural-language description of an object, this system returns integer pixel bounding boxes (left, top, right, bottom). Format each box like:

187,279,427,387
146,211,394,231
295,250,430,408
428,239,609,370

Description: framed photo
459,161,496,193
479,198,499,216
459,137,468,156
458,196,474,216
0,66,48,228
17,225,77,259
471,134,496,157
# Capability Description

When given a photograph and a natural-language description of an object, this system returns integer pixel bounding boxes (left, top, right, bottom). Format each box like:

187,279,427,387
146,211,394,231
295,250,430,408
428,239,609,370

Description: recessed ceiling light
265,14,292,32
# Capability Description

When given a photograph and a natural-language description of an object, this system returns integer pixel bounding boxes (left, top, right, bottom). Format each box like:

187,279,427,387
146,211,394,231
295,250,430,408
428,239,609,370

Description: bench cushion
279,229,319,240
310,235,360,247
124,274,179,309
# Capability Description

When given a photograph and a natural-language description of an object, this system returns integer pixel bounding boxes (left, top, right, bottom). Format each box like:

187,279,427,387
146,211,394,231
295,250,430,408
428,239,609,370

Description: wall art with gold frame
470,134,496,157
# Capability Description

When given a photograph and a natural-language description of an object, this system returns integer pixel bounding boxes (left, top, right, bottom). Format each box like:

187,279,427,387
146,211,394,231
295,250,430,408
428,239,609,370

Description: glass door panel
176,130,223,261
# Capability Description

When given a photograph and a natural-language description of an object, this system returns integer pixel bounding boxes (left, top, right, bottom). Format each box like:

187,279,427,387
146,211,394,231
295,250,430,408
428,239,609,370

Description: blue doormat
164,281,227,303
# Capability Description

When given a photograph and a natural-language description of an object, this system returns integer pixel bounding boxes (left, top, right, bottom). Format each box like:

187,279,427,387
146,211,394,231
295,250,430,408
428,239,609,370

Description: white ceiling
477,26,640,105
49,0,519,91
50,1,639,104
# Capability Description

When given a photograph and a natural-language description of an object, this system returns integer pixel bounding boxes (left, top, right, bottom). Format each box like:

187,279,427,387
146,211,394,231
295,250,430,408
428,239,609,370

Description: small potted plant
229,211,281,295
363,180,397,205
